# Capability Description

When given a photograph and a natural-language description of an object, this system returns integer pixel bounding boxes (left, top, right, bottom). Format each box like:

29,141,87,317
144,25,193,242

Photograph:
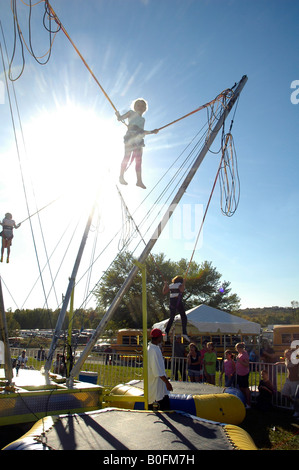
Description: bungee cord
8,1,236,135
219,132,240,217
18,197,60,224
45,1,120,116
34,84,241,329
9,0,60,81
2,1,243,317
0,32,50,309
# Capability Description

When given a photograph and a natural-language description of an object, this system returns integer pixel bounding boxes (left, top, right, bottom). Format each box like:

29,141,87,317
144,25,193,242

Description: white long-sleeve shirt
147,342,169,405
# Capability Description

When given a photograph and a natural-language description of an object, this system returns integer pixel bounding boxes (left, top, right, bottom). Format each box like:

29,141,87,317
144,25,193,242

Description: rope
46,1,231,133
18,197,59,224
68,91,241,309
156,89,232,132
117,185,137,250
219,133,240,217
116,185,167,281
0,33,50,308
8,1,236,137
82,210,101,310
184,148,224,280
8,0,60,81
46,1,119,115
184,120,240,279
1,22,62,309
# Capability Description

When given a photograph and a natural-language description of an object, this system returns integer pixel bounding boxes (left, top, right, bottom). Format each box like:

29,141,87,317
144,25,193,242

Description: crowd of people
169,336,299,416
183,340,252,406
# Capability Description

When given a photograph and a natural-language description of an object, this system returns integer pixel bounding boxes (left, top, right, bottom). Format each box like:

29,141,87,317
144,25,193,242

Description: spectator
54,353,66,376
261,339,278,388
37,346,46,361
255,370,275,411
220,350,236,387
187,343,201,382
249,348,257,372
104,345,112,365
200,340,208,382
276,348,299,418
203,342,217,385
173,336,187,381
16,350,28,375
235,342,251,407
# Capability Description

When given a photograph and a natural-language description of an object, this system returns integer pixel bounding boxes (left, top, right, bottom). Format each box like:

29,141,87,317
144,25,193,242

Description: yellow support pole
0,277,13,384
134,261,148,410
66,287,75,378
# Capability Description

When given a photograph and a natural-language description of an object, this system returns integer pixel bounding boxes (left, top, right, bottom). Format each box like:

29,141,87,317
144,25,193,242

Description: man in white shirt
147,328,173,410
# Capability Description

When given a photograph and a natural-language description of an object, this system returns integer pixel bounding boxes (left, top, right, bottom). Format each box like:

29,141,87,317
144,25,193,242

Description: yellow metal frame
0,381,103,427
66,287,75,377
106,261,148,410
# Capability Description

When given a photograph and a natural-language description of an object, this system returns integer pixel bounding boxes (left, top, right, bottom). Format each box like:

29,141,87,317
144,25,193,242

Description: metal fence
8,348,294,410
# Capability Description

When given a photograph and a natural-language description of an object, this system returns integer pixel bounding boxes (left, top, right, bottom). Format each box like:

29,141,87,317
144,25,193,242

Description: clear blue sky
0,0,298,312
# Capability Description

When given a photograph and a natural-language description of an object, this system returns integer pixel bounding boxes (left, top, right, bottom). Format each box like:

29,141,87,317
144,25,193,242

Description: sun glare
21,103,125,212
17,102,148,248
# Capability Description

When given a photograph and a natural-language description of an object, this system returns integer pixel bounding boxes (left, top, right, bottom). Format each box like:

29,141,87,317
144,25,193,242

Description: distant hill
236,306,299,327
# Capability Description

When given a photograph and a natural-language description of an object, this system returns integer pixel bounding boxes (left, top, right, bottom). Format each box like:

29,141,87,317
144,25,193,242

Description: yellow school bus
112,329,150,355
273,325,299,358
111,329,173,357
186,333,259,356
112,329,259,358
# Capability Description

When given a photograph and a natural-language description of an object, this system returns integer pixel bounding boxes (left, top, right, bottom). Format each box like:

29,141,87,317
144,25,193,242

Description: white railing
8,349,293,410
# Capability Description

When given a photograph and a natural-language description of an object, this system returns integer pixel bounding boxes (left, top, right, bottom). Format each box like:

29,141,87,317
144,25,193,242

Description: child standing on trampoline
116,98,158,189
163,276,190,342
0,213,21,263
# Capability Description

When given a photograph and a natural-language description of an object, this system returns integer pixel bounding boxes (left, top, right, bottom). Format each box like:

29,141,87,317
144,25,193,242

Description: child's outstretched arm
115,110,131,121
144,129,159,135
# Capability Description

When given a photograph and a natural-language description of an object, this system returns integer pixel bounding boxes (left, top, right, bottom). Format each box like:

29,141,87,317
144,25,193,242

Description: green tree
94,251,241,329
6,311,20,336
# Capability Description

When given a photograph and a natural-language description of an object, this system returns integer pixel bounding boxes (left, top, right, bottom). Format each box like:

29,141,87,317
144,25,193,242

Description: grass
240,407,299,450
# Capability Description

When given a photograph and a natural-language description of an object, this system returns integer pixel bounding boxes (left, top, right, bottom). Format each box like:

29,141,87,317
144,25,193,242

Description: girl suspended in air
116,98,159,189
162,276,190,342
0,213,21,263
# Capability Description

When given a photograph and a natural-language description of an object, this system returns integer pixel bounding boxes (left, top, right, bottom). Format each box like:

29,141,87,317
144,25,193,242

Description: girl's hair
131,98,148,112
172,275,184,284
235,342,245,350
189,343,198,352
225,350,234,359
207,342,214,348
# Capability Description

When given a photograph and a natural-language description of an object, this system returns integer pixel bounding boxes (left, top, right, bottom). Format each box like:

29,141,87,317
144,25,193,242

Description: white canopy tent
152,304,260,336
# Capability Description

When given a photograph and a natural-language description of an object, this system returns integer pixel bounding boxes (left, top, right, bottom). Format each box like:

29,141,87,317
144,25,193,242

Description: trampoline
2,408,256,451
108,381,246,425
